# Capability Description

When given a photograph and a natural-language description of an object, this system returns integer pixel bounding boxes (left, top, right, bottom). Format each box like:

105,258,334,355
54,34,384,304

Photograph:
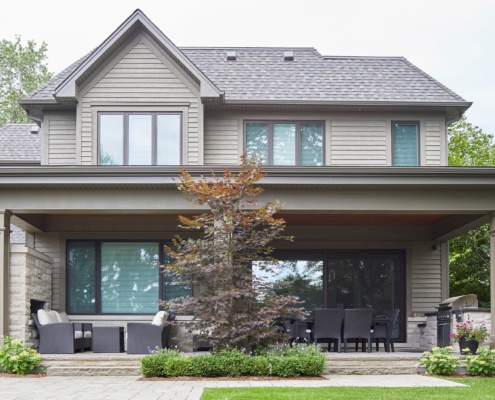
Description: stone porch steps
323,352,423,375
41,351,424,376
42,354,142,376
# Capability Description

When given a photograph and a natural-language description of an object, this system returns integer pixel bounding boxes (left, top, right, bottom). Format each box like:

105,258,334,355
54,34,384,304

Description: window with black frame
67,240,191,314
252,250,405,341
327,251,404,340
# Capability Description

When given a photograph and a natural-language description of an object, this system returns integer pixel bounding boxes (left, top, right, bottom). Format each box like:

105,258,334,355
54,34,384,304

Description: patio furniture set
288,308,400,353
32,308,399,355
31,310,174,354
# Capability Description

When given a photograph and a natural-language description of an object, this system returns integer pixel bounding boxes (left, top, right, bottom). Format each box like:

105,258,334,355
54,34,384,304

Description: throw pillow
151,311,168,326
55,311,71,323
46,310,59,324
37,309,51,325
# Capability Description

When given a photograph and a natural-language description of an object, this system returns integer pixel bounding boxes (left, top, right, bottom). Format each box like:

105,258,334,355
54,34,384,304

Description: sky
1,0,494,134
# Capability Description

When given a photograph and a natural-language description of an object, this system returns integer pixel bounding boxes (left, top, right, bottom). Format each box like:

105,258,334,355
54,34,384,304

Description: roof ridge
400,58,466,102
322,55,407,60
180,46,317,50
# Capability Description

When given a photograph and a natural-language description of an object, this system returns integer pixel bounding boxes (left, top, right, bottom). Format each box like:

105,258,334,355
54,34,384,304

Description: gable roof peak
54,9,222,100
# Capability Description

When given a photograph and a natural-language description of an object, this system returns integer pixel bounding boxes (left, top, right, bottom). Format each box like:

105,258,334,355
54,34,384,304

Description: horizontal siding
46,113,77,165
425,121,442,166
411,242,442,312
204,118,239,164
81,41,200,165
331,120,387,166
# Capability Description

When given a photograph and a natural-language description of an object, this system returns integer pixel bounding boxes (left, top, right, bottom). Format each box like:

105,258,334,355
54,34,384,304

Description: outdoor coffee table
92,326,125,353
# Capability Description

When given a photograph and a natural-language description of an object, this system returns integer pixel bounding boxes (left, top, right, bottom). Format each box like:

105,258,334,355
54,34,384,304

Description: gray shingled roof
0,124,41,163
22,46,466,104
24,52,93,101
181,48,465,102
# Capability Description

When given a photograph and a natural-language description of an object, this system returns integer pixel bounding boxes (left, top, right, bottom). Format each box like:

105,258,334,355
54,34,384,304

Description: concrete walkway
0,375,466,400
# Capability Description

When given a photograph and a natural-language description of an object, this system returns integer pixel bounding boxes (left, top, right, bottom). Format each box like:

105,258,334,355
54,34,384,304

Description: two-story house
2,9,495,350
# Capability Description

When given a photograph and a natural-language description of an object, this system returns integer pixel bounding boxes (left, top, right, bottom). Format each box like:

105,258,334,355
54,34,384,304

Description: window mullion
95,241,102,315
123,113,129,165
152,113,157,165
268,122,273,165
159,240,164,308
296,122,301,165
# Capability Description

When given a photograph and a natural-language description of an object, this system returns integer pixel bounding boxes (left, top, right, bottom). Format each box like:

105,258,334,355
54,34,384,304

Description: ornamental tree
161,155,305,351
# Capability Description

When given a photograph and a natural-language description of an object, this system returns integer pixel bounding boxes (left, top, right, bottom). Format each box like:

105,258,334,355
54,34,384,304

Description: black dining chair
288,310,314,344
342,308,373,353
371,308,400,352
313,308,344,352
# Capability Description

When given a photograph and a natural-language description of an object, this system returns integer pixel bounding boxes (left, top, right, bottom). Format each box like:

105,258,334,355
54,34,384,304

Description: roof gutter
1,166,495,187
221,99,473,108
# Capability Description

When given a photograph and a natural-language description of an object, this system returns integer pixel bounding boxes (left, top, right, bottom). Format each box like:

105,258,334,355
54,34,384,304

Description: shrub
139,343,325,378
243,356,271,376
465,347,495,376
0,336,43,375
420,346,460,375
140,347,181,377
189,354,223,377
163,356,193,377
266,343,325,377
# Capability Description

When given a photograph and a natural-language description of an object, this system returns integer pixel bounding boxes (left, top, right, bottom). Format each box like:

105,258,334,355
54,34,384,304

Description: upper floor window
245,121,324,166
392,122,419,166
98,112,181,165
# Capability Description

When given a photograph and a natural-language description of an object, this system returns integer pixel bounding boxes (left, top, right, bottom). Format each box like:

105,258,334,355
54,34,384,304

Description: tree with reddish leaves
161,155,305,351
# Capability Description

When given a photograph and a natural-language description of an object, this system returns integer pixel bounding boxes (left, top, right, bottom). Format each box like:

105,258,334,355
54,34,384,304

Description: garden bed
140,344,326,379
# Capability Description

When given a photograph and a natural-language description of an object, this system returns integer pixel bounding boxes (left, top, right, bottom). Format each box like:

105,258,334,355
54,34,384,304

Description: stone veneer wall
9,244,53,347
405,310,492,352
405,316,436,351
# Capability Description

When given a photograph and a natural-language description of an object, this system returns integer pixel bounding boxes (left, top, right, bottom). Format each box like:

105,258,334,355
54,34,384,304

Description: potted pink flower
449,320,489,354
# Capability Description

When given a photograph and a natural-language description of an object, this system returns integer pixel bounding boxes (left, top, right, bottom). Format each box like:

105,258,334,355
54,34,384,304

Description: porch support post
490,213,495,349
0,210,11,340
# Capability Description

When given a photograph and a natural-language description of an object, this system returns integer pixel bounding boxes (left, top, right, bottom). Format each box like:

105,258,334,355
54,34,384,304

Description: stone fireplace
9,243,52,347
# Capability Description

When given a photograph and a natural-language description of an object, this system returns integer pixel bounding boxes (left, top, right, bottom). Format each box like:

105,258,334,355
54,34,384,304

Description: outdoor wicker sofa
31,310,92,354
126,311,175,354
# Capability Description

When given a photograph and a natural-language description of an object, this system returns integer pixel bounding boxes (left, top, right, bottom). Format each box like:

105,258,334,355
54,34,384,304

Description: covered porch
1,165,495,350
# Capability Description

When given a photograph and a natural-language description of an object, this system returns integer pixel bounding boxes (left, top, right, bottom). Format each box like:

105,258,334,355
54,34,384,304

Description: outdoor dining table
295,313,392,352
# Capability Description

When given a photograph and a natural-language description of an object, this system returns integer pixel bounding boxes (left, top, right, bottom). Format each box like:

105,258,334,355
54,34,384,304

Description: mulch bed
141,376,326,381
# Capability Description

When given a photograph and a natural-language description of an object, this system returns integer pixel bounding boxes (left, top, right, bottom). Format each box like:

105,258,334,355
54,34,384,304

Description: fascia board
222,99,473,108
1,166,495,187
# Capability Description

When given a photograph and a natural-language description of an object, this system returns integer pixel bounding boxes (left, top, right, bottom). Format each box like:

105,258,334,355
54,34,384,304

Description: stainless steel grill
436,294,478,347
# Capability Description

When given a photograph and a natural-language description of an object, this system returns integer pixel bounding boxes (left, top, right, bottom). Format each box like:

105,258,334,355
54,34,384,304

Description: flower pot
459,338,479,355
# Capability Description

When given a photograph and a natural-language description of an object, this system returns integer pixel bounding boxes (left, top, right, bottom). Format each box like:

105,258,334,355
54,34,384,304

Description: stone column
490,214,495,349
0,211,11,340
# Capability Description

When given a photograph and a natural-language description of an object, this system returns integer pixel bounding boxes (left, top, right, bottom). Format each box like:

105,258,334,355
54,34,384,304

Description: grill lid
438,294,478,309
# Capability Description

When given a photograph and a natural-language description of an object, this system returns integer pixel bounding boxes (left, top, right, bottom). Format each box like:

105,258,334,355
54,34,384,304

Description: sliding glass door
256,249,405,341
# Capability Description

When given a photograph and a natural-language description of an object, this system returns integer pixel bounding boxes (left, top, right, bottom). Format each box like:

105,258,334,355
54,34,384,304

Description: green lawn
200,378,494,400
